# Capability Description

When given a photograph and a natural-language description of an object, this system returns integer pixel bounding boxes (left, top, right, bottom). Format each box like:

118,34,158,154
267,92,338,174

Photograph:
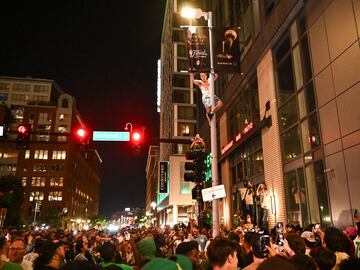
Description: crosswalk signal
16,124,31,149
184,150,206,183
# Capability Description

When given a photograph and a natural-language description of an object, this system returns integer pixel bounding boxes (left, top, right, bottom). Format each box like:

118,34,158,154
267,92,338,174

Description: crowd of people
0,216,359,270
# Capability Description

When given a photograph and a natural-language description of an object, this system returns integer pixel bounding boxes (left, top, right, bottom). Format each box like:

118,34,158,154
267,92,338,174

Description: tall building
157,0,360,230
0,76,102,224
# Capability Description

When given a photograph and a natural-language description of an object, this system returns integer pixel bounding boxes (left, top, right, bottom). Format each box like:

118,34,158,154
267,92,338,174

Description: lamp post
124,122,133,133
181,7,220,238
150,201,157,227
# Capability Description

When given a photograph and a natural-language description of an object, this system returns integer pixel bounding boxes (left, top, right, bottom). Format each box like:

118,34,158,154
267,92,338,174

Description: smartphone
260,235,270,256
124,231,130,241
355,209,358,218
276,222,284,233
275,233,284,246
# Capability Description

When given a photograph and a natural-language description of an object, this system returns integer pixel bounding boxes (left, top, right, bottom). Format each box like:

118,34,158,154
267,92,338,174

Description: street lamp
181,6,220,238
150,201,157,227
124,122,133,133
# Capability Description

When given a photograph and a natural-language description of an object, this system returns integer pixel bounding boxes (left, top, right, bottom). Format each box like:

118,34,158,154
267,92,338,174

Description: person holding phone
242,234,266,270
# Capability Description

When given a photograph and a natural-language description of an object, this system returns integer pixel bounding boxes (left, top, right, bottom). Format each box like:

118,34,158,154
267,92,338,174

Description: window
58,125,68,133
178,106,196,120
39,113,50,122
52,150,66,160
22,177,27,187
173,74,190,88
0,83,10,90
173,90,190,103
176,44,187,58
34,150,48,160
50,177,64,187
29,191,44,201
13,83,31,92
275,15,321,161
62,98,69,108
177,123,196,137
33,164,46,172
31,177,45,187
48,191,63,201
51,164,65,172
33,85,49,93
176,59,189,72
173,29,185,43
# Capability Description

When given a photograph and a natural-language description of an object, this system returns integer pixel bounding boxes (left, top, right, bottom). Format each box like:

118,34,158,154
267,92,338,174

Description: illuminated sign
221,122,254,155
93,131,130,141
159,161,168,193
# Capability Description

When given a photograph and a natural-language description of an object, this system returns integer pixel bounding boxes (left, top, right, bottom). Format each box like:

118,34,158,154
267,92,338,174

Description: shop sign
221,122,254,155
158,161,168,193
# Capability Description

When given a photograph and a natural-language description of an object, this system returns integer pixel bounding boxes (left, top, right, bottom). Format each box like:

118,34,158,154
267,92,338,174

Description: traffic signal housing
184,150,206,183
74,127,89,145
131,130,144,153
16,124,31,149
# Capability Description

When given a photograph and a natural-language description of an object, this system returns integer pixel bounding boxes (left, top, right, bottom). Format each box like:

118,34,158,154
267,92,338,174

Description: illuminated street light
181,6,220,238
150,201,156,210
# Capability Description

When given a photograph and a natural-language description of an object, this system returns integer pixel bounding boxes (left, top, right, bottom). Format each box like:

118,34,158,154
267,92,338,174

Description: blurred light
181,7,204,19
108,224,119,231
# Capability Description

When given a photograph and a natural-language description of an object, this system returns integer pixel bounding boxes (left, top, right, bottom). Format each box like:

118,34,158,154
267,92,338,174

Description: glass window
34,150,48,160
173,29,185,43
52,150,66,160
51,164,65,172
282,126,301,160
173,74,190,88
176,59,189,72
29,191,44,201
0,83,10,90
274,35,291,64
50,177,64,187
292,45,304,90
48,191,63,201
177,123,195,137
22,177,27,187
13,83,31,92
178,106,196,120
306,83,316,113
300,119,311,153
313,161,331,226
34,85,49,93
33,164,46,172
279,97,298,131
25,150,30,159
176,44,187,57
173,90,190,103
300,36,312,83
276,55,295,104
308,113,321,149
254,150,264,175
31,177,45,187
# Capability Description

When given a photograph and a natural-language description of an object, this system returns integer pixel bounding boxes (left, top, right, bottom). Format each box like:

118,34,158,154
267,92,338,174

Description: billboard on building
158,161,169,193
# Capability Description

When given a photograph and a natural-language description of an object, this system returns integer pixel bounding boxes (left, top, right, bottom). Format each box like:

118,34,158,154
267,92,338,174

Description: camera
260,235,270,256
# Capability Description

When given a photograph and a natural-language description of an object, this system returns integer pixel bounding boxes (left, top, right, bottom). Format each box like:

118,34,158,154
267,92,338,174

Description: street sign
93,131,130,141
201,184,226,202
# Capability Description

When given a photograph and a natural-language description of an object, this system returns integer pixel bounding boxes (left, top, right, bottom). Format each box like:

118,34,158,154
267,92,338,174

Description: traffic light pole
208,12,220,239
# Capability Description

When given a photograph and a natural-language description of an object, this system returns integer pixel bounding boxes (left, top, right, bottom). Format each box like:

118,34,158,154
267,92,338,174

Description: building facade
156,0,360,230
0,76,102,224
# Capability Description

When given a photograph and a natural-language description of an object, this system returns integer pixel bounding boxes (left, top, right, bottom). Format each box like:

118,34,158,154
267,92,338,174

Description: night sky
0,1,166,217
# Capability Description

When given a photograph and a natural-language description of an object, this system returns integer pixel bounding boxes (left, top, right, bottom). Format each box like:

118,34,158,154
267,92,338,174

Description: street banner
158,161,169,193
214,27,241,73
183,26,211,73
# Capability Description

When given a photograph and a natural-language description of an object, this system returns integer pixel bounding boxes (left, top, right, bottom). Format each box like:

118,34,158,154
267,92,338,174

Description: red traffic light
74,127,89,145
18,125,29,134
132,131,141,141
76,128,87,138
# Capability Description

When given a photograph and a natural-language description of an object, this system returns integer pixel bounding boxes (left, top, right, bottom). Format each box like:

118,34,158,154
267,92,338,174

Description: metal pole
207,12,220,238
33,201,38,225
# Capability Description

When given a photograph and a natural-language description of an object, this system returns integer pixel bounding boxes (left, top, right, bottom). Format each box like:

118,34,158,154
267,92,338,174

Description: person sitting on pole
191,73,223,121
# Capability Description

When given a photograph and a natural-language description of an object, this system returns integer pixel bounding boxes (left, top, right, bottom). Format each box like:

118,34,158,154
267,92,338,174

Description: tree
0,174,25,226
42,206,62,228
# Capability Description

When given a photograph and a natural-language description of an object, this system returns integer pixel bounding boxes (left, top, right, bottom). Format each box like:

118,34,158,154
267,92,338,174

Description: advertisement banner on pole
183,26,211,73
158,161,169,193
214,27,241,73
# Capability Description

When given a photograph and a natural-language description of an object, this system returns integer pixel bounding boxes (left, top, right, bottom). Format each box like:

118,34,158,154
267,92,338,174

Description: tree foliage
0,174,25,226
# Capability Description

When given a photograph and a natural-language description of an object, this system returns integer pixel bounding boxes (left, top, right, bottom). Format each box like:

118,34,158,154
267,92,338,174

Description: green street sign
92,131,130,141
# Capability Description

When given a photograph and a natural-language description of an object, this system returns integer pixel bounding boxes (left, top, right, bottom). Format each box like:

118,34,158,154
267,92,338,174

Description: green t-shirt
1,262,22,270
99,261,133,270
